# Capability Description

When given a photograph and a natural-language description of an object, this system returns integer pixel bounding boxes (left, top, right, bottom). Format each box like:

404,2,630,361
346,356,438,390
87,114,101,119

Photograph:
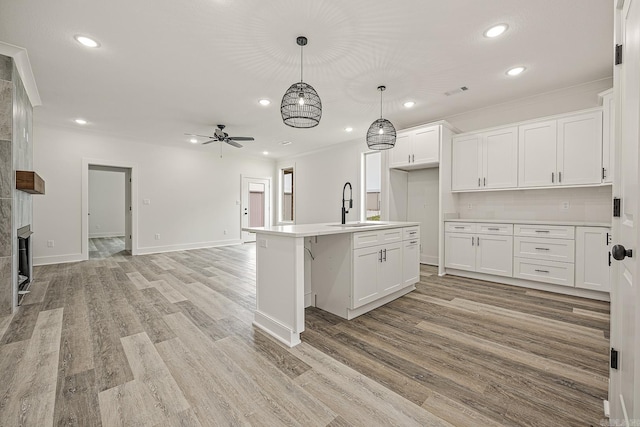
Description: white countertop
242,221,420,238
445,218,612,227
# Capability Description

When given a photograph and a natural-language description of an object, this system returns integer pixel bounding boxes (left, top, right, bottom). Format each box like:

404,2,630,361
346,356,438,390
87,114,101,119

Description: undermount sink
327,222,386,228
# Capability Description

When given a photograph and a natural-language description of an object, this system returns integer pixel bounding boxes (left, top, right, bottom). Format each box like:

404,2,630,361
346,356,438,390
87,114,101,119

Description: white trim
241,175,272,242
82,158,138,260
136,239,242,255
421,255,439,265
33,253,83,266
253,311,301,348
0,42,42,106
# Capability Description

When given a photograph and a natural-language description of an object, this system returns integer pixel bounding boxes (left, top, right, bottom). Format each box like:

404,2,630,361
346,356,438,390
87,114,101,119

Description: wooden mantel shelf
16,171,45,194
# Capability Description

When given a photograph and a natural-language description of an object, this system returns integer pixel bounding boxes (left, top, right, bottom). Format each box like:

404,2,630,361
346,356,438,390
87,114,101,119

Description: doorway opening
362,151,382,221
241,176,271,243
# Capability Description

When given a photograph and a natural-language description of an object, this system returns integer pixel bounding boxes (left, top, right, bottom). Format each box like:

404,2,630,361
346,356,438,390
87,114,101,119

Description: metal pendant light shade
366,86,396,150
281,36,322,128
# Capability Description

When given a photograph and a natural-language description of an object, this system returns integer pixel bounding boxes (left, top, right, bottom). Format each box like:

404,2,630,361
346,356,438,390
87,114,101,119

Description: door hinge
129,206,132,211
613,197,621,217
615,44,623,65
611,348,619,370
129,235,132,239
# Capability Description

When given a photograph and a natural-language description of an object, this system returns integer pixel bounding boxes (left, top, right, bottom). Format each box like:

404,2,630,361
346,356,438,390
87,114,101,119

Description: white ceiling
0,0,613,158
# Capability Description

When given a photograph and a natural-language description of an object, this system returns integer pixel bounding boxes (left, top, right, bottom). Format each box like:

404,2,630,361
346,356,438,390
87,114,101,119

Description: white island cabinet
243,222,420,347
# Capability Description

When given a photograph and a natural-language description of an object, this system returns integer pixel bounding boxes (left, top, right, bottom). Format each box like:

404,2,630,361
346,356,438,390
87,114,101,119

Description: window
281,167,294,222
362,152,382,221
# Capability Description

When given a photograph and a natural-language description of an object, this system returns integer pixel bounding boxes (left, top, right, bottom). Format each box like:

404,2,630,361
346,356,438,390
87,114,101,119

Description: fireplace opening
17,225,32,304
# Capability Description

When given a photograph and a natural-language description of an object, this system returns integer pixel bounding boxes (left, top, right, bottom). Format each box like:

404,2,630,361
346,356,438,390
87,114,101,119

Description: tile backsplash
457,186,612,223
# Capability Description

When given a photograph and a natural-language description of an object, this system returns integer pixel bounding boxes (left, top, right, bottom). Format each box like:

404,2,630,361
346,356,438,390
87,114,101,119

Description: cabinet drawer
353,228,402,249
404,226,420,241
513,257,575,287
445,222,475,233
476,223,513,235
514,224,575,239
513,237,575,263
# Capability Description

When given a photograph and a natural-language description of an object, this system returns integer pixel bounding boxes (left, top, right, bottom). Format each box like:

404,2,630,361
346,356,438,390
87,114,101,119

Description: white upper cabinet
519,111,602,188
518,120,557,188
452,126,517,191
600,89,614,184
389,124,440,170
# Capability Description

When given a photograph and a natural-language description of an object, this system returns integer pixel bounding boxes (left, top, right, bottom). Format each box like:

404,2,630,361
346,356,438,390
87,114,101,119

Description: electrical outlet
223,230,227,235
143,199,151,205
95,225,100,230
259,239,268,248
47,240,54,248
155,233,160,240
467,203,473,210
561,201,570,211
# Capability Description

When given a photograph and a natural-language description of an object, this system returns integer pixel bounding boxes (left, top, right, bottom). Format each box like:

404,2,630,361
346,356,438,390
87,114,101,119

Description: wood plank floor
0,239,609,426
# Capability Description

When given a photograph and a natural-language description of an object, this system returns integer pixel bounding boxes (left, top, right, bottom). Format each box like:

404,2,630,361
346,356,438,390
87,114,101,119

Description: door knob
612,244,633,261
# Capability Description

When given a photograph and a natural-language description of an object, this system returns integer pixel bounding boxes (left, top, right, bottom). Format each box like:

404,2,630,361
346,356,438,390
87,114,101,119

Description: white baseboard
136,239,243,255
253,310,301,348
421,254,439,266
89,232,124,238
34,253,84,266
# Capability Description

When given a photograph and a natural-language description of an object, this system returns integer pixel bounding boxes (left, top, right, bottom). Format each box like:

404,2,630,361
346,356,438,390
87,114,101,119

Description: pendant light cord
300,44,304,83
380,89,383,118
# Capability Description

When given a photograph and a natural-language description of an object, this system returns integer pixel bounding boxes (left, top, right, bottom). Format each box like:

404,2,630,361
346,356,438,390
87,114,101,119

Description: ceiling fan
185,124,254,148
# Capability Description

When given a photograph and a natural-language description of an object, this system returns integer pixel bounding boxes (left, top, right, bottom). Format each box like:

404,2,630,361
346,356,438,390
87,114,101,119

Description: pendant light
281,36,322,128
366,85,396,150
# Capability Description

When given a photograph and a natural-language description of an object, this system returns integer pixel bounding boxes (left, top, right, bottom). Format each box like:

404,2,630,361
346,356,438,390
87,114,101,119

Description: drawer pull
534,230,550,233
535,269,550,273
488,227,500,231
409,240,417,244
535,247,550,251
409,231,417,235
454,226,465,229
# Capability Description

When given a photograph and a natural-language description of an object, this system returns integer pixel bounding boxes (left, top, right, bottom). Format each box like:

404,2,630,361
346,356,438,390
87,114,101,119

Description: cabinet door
518,120,557,187
379,243,403,295
556,111,603,186
483,127,518,189
575,227,611,292
452,134,482,191
475,235,513,277
412,126,440,165
352,246,381,308
602,93,614,183
389,132,411,168
402,241,420,286
444,233,476,271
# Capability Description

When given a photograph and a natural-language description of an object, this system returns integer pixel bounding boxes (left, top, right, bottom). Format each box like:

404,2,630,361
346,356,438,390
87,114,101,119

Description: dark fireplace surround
17,224,32,304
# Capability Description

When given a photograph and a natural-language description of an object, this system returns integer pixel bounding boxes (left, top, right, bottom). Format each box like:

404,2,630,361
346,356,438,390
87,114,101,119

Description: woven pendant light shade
366,86,396,150
281,36,322,128
281,82,322,128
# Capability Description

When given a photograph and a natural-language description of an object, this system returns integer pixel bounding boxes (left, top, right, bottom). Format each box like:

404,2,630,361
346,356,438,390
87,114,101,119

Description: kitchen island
242,222,421,347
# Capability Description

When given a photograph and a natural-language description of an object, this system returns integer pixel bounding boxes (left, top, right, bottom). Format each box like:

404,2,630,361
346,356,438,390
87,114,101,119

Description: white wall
32,124,275,264
89,167,125,238
407,168,439,265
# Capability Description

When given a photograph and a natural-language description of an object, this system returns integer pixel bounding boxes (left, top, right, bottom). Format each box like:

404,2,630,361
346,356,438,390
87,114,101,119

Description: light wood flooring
0,240,609,426
89,237,127,260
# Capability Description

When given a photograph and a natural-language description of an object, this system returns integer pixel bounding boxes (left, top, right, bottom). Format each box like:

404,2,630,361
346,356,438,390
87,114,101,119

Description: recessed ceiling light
190,138,198,144
74,35,100,48
403,101,415,108
74,118,87,125
263,151,269,155
259,99,271,106
345,127,353,132
484,24,508,38
506,66,526,76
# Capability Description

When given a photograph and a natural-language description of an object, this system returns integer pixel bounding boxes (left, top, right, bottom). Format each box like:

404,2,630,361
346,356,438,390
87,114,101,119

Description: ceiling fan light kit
281,36,322,128
366,85,396,150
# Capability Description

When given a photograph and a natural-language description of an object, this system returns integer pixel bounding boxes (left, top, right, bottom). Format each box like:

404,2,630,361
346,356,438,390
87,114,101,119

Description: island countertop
242,221,420,238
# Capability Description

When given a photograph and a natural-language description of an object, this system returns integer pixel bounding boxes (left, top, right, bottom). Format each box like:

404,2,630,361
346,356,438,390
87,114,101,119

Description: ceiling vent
444,86,469,96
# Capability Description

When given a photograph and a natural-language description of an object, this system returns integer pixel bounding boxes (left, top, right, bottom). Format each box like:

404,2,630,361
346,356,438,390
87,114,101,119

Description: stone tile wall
0,54,12,315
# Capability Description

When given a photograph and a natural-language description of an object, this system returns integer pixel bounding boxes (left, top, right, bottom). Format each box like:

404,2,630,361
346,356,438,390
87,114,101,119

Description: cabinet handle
552,172,554,183
606,232,610,245
383,248,387,261
535,247,550,251
412,154,415,163
483,177,486,187
488,227,500,231
535,269,550,273
478,178,481,187
410,240,417,244
534,230,550,233
472,237,474,246
454,226,465,229
477,237,480,246
379,249,382,262
408,154,411,163
559,171,562,183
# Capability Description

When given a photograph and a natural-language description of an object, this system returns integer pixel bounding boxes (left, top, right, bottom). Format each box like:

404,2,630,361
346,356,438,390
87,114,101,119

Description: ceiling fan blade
185,133,215,138
227,136,254,141
225,139,243,148
202,139,217,145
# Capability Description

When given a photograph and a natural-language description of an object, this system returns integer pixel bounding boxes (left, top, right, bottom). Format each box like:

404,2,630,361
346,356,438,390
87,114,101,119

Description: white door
444,233,476,271
483,126,518,189
124,169,132,251
610,0,640,421
475,235,513,277
412,126,439,165
451,134,481,191
518,120,557,188
389,132,411,168
556,111,603,186
241,176,271,243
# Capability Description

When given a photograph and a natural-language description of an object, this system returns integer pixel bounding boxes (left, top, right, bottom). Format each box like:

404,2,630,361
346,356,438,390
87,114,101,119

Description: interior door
124,168,132,251
610,0,639,422
241,177,271,243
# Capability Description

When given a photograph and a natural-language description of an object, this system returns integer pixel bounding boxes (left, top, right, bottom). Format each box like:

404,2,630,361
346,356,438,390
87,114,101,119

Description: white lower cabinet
444,223,513,277
513,258,575,287
403,239,420,286
575,226,611,292
475,234,514,277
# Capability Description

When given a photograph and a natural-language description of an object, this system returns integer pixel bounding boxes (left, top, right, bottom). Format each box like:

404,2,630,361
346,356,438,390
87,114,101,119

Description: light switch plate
259,239,268,248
